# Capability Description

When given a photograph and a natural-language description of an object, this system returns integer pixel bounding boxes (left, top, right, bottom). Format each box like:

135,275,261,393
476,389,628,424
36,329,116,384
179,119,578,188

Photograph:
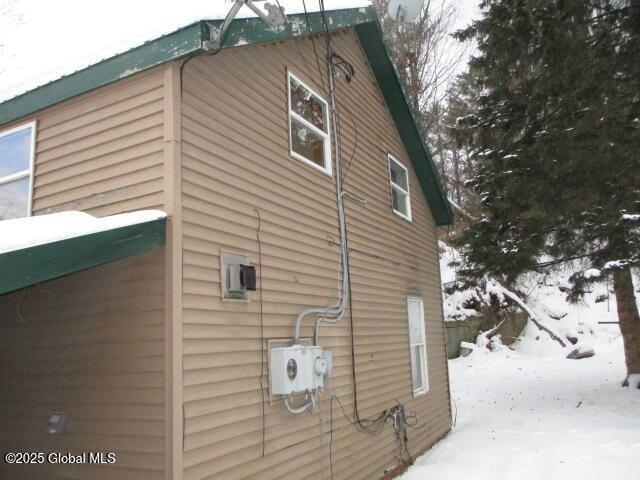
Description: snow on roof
0,210,167,254
0,0,370,103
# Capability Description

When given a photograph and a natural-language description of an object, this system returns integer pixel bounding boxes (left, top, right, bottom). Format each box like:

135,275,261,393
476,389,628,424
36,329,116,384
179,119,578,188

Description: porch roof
0,211,166,296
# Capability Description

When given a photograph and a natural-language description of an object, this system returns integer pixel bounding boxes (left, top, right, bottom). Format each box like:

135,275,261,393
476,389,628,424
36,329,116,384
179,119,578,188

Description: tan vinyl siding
180,29,451,480
0,67,168,479
30,67,166,217
0,250,166,480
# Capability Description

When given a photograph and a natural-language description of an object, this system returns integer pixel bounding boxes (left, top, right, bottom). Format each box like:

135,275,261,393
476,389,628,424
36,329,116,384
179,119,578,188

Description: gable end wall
179,29,451,480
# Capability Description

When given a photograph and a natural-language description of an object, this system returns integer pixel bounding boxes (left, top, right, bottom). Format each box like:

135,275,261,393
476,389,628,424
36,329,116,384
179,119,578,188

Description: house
0,5,454,480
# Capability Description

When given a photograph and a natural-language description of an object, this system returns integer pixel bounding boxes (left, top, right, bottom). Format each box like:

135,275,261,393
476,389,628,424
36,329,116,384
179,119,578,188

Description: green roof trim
0,6,452,225
0,22,204,127
0,8,375,127
0,217,166,296
208,6,375,49
355,21,453,225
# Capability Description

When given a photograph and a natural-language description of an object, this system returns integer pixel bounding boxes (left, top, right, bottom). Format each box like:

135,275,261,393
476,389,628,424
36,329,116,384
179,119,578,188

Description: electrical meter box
270,345,330,395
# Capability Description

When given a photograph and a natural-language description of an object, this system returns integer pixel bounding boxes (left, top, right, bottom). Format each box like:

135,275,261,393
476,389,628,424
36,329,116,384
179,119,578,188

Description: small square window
0,122,36,221
288,72,331,175
388,155,411,221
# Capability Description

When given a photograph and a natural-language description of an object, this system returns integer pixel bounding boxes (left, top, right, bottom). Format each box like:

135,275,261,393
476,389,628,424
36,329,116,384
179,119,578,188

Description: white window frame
0,121,36,218
388,154,412,222
407,296,429,396
287,71,332,176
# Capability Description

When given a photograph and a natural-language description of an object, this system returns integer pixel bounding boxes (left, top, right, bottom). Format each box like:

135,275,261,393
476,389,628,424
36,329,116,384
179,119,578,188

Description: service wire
254,208,267,457
292,2,351,345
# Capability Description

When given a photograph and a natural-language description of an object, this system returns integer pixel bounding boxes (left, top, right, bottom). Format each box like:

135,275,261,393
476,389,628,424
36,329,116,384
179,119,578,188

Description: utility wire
300,0,360,190
16,287,28,327
301,0,328,97
339,106,359,189
306,0,416,474
255,208,267,457
330,394,334,480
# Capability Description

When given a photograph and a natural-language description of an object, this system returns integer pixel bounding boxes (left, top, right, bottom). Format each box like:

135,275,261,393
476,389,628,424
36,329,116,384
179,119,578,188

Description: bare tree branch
0,0,23,77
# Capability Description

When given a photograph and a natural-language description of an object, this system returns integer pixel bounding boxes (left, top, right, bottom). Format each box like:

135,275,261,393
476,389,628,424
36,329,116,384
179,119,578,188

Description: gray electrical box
221,251,256,300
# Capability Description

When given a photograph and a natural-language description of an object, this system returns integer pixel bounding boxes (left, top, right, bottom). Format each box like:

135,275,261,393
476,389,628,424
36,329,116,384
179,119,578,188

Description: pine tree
439,72,484,225
372,1,480,229
455,0,640,385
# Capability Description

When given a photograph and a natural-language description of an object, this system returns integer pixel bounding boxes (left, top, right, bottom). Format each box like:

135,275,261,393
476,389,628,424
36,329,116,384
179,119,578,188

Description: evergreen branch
534,252,604,270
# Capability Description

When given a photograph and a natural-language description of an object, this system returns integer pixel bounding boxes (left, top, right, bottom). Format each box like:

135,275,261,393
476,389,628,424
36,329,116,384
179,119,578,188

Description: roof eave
0,7,376,127
355,20,454,225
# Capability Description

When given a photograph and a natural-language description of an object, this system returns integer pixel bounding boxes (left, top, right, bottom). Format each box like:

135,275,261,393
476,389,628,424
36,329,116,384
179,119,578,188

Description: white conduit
293,47,350,346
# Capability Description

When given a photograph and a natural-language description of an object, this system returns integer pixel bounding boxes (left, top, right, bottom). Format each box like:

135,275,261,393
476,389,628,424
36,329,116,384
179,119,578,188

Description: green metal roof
0,6,452,225
0,8,374,127
0,217,166,296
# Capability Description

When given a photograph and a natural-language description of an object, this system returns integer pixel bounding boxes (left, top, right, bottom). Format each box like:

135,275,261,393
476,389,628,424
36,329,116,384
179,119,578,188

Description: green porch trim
0,217,166,296
355,21,453,225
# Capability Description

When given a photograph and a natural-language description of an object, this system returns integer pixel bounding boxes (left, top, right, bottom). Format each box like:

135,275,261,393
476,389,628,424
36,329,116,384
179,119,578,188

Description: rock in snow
459,342,476,357
566,344,596,359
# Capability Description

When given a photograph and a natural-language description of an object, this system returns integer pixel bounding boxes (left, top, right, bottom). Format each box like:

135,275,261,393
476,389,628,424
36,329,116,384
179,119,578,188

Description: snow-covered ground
401,329,640,480
400,244,640,479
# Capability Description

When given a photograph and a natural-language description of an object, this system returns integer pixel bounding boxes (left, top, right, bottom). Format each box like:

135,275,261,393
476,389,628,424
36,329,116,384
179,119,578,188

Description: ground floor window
407,296,429,395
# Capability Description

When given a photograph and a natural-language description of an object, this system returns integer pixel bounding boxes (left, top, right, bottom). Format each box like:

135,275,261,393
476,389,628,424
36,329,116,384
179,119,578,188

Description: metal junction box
270,345,330,396
221,251,256,300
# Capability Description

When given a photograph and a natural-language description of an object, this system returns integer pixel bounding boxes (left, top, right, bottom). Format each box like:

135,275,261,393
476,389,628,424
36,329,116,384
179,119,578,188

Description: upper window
0,122,35,221
407,296,429,395
388,155,411,221
287,72,331,175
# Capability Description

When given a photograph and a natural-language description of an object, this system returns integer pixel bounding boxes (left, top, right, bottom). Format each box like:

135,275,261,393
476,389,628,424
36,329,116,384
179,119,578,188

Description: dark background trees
373,0,639,385
451,0,640,384
372,0,481,234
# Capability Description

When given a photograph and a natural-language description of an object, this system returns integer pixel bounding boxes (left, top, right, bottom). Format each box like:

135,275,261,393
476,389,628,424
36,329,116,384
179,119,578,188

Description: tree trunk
612,267,640,386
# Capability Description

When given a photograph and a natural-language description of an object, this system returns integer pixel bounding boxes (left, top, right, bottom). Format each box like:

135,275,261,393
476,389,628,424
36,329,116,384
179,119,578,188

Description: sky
0,0,479,103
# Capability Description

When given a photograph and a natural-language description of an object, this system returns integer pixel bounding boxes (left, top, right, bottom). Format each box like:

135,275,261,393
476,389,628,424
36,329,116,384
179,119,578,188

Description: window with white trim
407,296,429,395
388,155,411,221
287,72,331,175
0,122,35,221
